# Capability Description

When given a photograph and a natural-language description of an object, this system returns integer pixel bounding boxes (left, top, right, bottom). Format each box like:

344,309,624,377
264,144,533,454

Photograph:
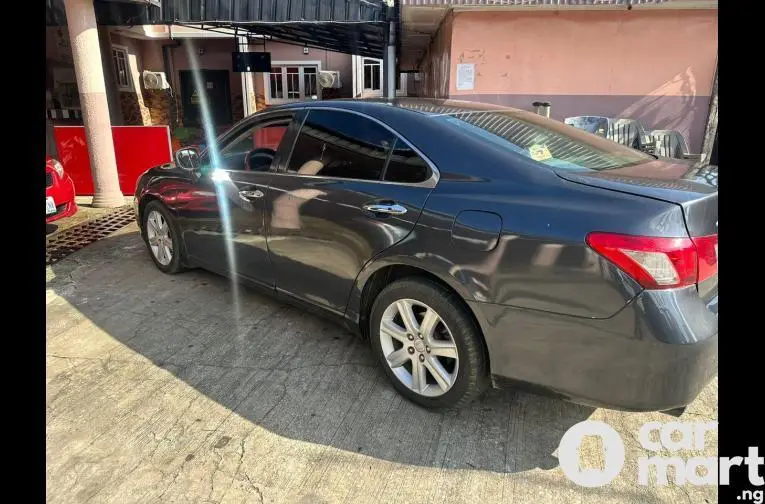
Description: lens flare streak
185,41,244,333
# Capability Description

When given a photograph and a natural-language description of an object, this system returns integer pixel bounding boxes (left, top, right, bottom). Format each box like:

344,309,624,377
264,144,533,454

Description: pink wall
140,40,165,75
450,10,717,97
417,12,453,98
422,9,718,151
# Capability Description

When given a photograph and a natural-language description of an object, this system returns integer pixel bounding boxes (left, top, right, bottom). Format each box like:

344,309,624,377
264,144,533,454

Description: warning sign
191,90,200,104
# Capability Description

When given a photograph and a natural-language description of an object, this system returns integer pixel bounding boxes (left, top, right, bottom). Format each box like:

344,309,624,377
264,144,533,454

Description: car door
265,108,438,316
179,111,298,290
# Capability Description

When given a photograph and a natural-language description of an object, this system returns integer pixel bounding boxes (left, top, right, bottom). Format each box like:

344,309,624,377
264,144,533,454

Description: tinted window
287,110,394,181
202,120,290,172
564,116,609,136
439,111,651,171
400,102,652,172
383,139,429,183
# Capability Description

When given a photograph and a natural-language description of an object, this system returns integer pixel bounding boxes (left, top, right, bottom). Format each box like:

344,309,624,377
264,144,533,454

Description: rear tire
369,277,489,409
141,200,185,275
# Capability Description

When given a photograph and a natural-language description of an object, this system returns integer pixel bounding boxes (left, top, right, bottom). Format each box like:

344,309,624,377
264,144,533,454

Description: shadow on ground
47,228,596,475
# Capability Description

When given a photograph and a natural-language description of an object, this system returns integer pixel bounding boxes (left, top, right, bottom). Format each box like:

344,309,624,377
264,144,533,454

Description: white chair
649,130,689,159
611,119,651,150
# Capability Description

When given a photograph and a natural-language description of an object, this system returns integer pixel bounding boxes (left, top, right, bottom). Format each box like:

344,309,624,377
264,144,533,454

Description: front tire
141,201,185,274
369,277,489,409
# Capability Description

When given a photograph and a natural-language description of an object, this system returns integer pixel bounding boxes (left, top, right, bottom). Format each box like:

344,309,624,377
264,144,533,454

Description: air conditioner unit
142,71,170,90
318,70,342,89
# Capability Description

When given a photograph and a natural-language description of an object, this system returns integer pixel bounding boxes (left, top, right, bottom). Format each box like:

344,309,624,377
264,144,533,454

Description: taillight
586,232,718,290
50,159,65,178
692,234,718,284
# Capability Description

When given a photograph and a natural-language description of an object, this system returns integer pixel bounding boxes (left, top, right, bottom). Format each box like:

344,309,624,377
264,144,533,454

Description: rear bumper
471,285,718,412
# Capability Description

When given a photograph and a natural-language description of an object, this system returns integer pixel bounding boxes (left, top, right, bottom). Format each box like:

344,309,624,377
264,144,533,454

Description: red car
46,155,77,223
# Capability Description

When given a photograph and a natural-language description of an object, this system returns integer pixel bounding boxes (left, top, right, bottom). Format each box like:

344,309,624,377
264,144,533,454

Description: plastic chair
648,130,689,159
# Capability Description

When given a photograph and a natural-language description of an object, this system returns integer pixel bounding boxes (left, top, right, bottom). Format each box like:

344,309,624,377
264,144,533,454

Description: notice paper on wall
456,63,475,91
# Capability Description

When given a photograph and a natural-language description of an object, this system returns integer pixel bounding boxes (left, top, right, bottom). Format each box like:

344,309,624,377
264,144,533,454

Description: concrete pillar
63,0,124,208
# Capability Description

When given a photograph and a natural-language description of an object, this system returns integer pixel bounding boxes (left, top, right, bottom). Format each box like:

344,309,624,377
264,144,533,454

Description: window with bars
266,65,320,104
111,45,132,92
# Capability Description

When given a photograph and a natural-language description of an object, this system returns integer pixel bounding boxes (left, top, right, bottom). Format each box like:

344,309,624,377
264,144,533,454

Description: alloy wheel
379,299,459,397
146,210,173,266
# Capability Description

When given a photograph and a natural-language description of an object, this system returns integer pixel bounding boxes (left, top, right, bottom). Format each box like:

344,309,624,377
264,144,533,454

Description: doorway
179,70,232,128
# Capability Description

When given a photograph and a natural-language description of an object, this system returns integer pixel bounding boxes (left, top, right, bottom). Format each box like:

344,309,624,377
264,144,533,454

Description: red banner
53,126,172,196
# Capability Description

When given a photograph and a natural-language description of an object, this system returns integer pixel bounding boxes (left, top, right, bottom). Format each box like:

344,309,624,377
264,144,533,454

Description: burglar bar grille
46,207,136,265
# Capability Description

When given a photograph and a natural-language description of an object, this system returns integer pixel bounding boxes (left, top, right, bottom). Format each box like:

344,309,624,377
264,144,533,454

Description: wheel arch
352,261,491,374
137,193,162,230
138,195,190,266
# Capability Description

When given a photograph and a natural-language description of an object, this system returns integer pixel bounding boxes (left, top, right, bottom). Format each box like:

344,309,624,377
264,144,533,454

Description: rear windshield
564,116,608,135
433,109,652,171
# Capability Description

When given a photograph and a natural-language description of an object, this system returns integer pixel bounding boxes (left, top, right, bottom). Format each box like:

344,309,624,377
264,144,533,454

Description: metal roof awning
163,0,390,57
173,20,387,58
47,0,392,58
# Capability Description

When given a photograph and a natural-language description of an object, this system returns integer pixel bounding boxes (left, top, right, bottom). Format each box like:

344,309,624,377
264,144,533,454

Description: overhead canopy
47,0,392,58
46,0,162,26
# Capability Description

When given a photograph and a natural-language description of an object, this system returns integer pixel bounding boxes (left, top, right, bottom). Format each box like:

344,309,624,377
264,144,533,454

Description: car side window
286,110,394,181
201,119,291,173
383,139,430,183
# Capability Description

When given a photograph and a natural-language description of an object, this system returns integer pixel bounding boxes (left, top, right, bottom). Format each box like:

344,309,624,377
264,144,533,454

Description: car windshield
430,106,652,171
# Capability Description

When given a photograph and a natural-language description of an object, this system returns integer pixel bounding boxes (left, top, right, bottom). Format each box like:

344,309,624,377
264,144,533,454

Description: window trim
111,44,133,92
264,61,322,105
278,107,439,189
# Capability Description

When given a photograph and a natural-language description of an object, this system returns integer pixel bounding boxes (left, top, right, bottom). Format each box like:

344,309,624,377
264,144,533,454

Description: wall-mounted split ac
142,70,170,90
318,70,342,89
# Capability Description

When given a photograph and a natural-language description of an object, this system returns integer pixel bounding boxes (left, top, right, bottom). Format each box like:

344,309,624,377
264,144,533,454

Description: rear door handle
239,189,264,199
362,203,407,215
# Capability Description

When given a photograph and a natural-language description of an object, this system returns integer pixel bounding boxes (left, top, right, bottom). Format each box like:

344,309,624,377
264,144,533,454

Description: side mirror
174,147,200,171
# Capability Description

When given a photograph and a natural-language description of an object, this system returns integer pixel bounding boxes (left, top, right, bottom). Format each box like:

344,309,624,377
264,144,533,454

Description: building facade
46,23,359,148
403,0,718,152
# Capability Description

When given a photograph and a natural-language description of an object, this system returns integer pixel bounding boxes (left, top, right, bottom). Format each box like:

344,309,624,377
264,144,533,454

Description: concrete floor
46,224,718,504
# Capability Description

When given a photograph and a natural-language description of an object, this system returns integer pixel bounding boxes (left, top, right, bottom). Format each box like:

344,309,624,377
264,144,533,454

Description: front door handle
362,203,407,216
239,189,264,199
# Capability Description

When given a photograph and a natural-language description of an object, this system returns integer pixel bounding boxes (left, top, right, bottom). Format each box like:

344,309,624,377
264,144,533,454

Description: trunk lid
555,159,718,299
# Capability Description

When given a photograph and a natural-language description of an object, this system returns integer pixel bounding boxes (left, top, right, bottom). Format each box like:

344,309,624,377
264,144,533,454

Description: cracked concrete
46,224,718,504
